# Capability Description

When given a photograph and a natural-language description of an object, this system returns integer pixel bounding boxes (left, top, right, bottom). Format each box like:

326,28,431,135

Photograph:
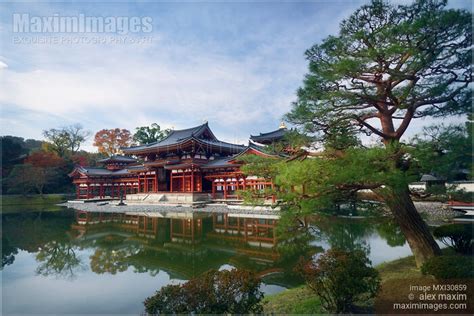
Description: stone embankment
60,202,281,216
60,200,461,222
413,201,463,223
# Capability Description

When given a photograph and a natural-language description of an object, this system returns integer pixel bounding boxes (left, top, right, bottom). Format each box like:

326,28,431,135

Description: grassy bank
262,253,433,314
1,194,73,213
262,285,323,314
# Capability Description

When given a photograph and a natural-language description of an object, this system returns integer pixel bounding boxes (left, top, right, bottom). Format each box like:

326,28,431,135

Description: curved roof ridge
164,122,211,141
141,123,206,147
250,127,287,138
122,122,211,151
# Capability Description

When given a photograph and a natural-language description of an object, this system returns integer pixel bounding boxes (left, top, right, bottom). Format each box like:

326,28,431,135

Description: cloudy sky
0,0,471,151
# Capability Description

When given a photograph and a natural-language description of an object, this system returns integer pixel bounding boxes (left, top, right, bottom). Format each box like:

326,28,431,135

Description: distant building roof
68,166,133,177
98,155,137,164
201,156,236,169
420,174,445,182
122,122,245,154
250,126,288,144
201,143,280,170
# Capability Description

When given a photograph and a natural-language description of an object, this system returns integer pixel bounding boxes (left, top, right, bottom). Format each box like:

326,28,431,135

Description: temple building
250,122,288,145
68,155,140,199
69,122,288,201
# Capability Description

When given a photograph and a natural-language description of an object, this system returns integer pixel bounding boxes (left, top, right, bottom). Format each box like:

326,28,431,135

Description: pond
1,206,416,314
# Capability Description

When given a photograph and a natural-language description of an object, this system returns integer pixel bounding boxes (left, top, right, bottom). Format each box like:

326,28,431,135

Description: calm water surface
2,207,416,314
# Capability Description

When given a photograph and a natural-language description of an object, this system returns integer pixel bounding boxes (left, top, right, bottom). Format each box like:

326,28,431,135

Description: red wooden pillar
86,184,91,199
191,169,194,192
99,184,104,198
144,174,148,193
197,173,202,192
170,173,173,192
154,172,158,192
223,178,228,199
137,174,141,193
271,181,276,204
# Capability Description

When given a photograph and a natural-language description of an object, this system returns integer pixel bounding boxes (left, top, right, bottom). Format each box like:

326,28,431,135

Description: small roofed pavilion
250,122,288,145
202,143,277,201
69,155,139,199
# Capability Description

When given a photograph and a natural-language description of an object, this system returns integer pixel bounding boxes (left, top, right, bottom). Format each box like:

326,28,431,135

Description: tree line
1,123,169,195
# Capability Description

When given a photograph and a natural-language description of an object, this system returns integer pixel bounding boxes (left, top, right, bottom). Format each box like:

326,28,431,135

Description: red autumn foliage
71,154,89,167
25,150,65,168
93,128,133,156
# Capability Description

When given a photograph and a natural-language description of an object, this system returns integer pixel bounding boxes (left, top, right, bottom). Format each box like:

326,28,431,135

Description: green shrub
144,269,263,314
426,184,447,196
433,224,473,255
447,188,474,203
296,249,380,313
421,255,474,279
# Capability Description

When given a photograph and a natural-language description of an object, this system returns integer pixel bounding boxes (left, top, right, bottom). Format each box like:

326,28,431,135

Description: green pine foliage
433,224,473,255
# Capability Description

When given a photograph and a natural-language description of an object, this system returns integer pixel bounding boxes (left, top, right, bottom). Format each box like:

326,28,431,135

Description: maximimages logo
12,13,153,34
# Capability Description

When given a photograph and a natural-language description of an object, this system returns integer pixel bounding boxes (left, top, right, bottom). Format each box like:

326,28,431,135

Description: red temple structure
69,122,287,201
68,155,140,199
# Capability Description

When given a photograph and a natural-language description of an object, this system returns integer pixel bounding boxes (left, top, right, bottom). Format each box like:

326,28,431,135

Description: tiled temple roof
250,127,288,144
201,156,236,169
122,122,245,154
69,166,133,177
201,143,280,170
97,155,137,164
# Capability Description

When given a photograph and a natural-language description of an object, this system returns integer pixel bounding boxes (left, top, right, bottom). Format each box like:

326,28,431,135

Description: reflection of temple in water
71,210,292,282
74,210,278,248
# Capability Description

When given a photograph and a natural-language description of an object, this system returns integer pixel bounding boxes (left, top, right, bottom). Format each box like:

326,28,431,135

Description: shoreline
59,201,281,216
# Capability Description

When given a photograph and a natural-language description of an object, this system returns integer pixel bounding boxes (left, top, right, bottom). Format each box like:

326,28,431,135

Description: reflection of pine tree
315,218,374,255
90,249,129,274
89,241,141,275
2,211,75,272
1,237,18,268
376,220,406,247
35,241,84,279
277,225,320,262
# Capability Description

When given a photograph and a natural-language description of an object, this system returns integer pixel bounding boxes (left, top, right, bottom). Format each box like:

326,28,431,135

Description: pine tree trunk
383,186,441,267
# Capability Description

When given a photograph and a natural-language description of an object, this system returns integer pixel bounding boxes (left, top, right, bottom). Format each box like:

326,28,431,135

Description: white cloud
0,27,308,146
3,0,463,150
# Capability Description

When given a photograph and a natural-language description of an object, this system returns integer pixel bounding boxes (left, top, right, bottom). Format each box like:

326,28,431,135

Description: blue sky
0,0,471,151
